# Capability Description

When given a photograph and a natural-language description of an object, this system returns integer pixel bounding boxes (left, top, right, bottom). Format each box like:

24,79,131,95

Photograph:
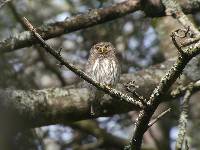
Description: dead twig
148,108,171,127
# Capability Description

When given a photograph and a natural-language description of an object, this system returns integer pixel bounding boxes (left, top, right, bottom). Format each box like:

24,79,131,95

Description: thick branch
1,0,200,53
0,59,199,131
0,0,141,53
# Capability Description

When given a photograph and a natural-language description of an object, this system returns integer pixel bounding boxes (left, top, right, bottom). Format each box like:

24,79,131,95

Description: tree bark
0,0,200,52
0,58,199,131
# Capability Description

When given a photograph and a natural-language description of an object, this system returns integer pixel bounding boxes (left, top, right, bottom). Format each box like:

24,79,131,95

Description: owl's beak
99,47,105,53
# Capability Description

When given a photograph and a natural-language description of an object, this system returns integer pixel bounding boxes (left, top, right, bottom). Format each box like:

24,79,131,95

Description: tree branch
0,0,200,53
130,0,200,149
175,85,193,150
0,0,141,53
0,59,200,132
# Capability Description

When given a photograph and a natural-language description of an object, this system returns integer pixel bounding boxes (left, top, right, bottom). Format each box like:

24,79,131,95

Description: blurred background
0,0,200,149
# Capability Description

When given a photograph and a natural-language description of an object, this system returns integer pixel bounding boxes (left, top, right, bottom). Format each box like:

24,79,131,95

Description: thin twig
148,108,171,127
21,17,144,110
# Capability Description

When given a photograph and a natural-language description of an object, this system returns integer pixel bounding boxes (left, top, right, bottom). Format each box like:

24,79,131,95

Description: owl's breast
91,58,120,86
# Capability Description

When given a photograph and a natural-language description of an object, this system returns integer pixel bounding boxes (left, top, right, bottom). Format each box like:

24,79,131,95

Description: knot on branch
173,27,194,38
171,26,198,56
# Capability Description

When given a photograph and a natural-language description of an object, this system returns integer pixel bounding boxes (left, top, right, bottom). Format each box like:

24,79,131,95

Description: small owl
85,42,121,115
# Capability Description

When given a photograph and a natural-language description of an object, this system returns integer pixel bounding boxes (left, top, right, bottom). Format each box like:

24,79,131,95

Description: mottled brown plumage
85,42,121,115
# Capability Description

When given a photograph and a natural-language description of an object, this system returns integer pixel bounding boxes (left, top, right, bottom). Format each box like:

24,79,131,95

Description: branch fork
124,81,147,107
129,0,200,149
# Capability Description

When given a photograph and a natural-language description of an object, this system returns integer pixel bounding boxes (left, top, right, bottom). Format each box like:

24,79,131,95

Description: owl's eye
95,46,103,53
96,46,101,50
105,45,109,48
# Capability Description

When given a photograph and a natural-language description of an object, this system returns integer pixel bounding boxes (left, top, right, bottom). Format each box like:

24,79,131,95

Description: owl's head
92,42,115,56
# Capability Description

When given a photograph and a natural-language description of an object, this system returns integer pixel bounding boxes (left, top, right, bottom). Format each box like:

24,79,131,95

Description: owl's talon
91,112,95,116
90,104,95,116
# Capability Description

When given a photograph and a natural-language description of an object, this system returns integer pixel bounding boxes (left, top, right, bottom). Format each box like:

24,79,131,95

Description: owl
85,42,121,115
